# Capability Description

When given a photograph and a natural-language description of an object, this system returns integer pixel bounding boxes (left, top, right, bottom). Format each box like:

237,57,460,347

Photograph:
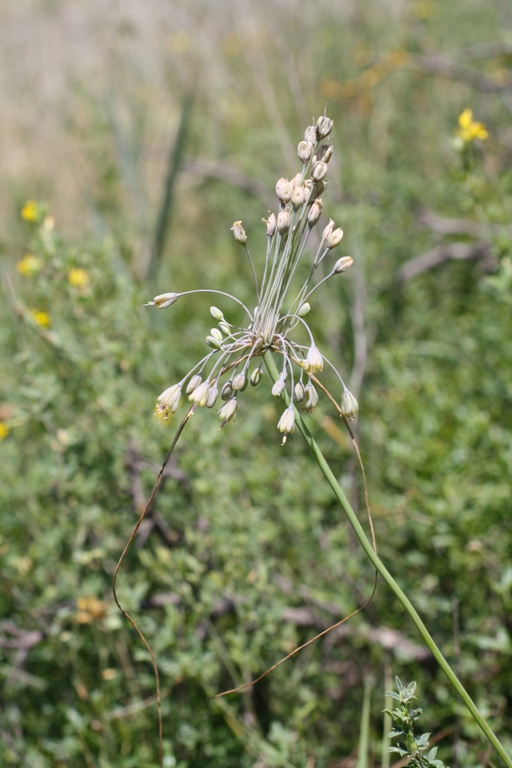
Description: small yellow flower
16,254,43,276
21,200,40,222
76,596,108,624
0,423,10,440
30,309,51,327
68,267,90,288
456,108,488,143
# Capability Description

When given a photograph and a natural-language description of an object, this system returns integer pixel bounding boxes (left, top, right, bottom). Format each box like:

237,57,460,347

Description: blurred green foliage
1,1,512,766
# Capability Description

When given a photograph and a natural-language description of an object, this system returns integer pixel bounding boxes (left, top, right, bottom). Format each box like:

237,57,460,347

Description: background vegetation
1,0,512,766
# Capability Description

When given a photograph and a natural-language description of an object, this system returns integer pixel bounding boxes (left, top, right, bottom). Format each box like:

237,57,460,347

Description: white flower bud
218,397,238,424
206,335,222,349
263,213,276,237
333,256,354,274
318,144,333,163
316,115,334,139
250,367,263,386
232,373,247,391
189,380,210,406
291,186,306,209
303,383,319,413
186,374,202,394
276,178,292,204
340,389,358,420
294,382,305,402
231,220,247,244
308,199,322,227
326,227,344,249
311,161,328,181
272,378,286,397
277,210,291,234
277,407,295,444
206,386,219,408
210,328,223,342
221,381,233,400
210,306,224,321
297,140,314,163
218,321,231,337
304,125,317,143
145,292,179,309
298,302,311,317
322,218,335,241
299,345,323,374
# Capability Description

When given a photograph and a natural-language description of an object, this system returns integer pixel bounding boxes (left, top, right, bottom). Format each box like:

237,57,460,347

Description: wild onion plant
118,114,511,767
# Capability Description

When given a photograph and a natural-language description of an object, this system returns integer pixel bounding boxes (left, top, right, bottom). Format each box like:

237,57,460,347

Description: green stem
263,351,512,768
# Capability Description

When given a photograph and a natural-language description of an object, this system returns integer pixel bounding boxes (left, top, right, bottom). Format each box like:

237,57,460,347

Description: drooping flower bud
311,161,328,181
206,335,222,349
340,389,358,419
186,375,202,394
145,292,179,309
189,380,210,406
210,328,223,342
210,306,224,321
304,125,317,143
206,386,219,408
277,210,291,234
232,373,247,391
299,345,323,374
277,407,295,444
326,228,344,249
231,220,247,245
333,256,354,274
316,115,334,139
218,397,238,425
294,382,305,402
298,302,311,317
317,144,333,163
218,321,231,337
250,367,263,386
303,383,319,413
221,381,233,400
272,378,286,397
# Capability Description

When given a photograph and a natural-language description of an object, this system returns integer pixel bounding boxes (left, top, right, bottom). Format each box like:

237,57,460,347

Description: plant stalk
263,351,512,768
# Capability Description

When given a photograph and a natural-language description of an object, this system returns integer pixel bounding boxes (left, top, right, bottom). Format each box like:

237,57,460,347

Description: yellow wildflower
0,423,10,440
17,254,43,276
21,200,40,222
76,596,108,624
30,309,51,327
456,108,488,143
68,267,90,288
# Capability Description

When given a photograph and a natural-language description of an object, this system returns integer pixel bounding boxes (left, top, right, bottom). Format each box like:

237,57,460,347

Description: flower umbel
147,114,357,438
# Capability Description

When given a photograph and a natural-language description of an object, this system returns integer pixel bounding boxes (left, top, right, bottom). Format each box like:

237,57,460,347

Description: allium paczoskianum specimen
146,113,357,440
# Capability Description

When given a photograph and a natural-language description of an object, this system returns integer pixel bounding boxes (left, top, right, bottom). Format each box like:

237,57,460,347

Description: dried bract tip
316,115,334,139
263,213,276,237
340,389,359,420
232,373,247,391
277,407,295,444
311,161,328,182
298,302,311,317
333,256,354,274
250,367,263,386
218,397,238,425
189,380,210,406
308,200,322,227
297,140,314,163
186,375,202,395
145,292,179,309
326,228,344,250
231,220,247,245
277,210,291,234
210,306,224,321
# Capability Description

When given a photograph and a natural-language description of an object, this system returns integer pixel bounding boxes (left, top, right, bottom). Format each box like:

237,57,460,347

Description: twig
399,241,493,282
